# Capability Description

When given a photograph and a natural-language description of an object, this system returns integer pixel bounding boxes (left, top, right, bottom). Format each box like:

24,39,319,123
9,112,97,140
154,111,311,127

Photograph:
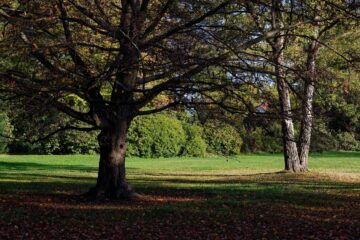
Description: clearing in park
0,152,359,239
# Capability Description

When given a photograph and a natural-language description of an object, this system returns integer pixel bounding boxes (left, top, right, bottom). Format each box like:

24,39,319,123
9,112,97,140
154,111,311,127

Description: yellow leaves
60,93,88,108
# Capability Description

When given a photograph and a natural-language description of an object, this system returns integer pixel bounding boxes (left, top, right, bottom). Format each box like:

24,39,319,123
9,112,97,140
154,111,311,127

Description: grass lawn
0,152,359,239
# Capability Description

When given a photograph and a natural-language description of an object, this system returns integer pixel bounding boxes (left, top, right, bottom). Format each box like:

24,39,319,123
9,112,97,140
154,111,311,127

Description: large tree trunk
89,119,134,200
89,2,141,199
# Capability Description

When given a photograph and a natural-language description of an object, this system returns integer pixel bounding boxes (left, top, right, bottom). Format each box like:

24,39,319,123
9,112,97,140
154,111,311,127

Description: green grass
0,152,359,239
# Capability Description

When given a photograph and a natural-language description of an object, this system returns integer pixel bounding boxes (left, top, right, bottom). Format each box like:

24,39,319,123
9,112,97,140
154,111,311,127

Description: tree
2,0,304,198
0,0,234,199
238,0,359,172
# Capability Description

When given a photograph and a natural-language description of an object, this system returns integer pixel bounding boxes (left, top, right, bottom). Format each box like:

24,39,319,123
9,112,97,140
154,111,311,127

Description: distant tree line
1,104,359,156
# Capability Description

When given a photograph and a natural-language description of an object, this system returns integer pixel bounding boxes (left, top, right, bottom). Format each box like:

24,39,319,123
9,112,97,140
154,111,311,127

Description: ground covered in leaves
0,152,359,239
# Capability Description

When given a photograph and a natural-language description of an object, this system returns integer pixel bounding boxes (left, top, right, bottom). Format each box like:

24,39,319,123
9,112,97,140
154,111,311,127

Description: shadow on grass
0,177,359,240
1,171,359,207
0,162,359,239
0,159,359,201
0,161,98,172
129,171,360,191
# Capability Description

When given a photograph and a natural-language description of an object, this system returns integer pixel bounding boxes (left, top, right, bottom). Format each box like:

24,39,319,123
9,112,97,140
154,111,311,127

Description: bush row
2,112,359,156
1,113,243,156
127,114,242,157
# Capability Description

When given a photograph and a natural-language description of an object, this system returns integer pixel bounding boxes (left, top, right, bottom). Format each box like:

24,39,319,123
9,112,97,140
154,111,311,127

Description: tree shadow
0,177,359,240
0,161,98,172
0,163,359,240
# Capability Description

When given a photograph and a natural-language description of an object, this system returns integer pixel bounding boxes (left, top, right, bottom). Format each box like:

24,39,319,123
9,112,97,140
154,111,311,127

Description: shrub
203,121,242,155
57,130,99,154
8,127,99,155
310,127,339,152
336,132,359,151
261,135,283,153
0,113,13,153
127,114,186,157
181,123,207,157
9,138,60,154
240,127,282,153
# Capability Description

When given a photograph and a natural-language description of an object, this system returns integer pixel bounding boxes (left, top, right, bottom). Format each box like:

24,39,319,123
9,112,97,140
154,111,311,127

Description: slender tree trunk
275,64,301,172
89,118,134,199
270,0,300,172
298,81,314,172
299,41,318,172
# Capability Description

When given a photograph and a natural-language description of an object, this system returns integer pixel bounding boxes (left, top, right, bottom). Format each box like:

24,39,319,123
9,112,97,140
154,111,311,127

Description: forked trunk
88,119,134,200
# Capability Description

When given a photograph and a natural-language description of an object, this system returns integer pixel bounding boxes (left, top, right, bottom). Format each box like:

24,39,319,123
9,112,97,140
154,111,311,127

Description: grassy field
0,152,359,239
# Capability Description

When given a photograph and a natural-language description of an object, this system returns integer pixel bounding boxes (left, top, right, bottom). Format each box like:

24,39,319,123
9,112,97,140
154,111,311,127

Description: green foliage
311,131,338,153
7,108,98,154
56,130,99,154
0,113,12,153
4,105,359,156
336,132,359,151
181,123,207,157
240,126,282,153
9,138,60,154
203,121,242,155
127,114,186,158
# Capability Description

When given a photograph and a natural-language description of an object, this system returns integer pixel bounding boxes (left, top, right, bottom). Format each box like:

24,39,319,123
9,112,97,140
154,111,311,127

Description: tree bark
275,64,301,172
299,38,318,172
298,81,314,172
88,2,141,199
269,0,301,172
88,118,134,200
